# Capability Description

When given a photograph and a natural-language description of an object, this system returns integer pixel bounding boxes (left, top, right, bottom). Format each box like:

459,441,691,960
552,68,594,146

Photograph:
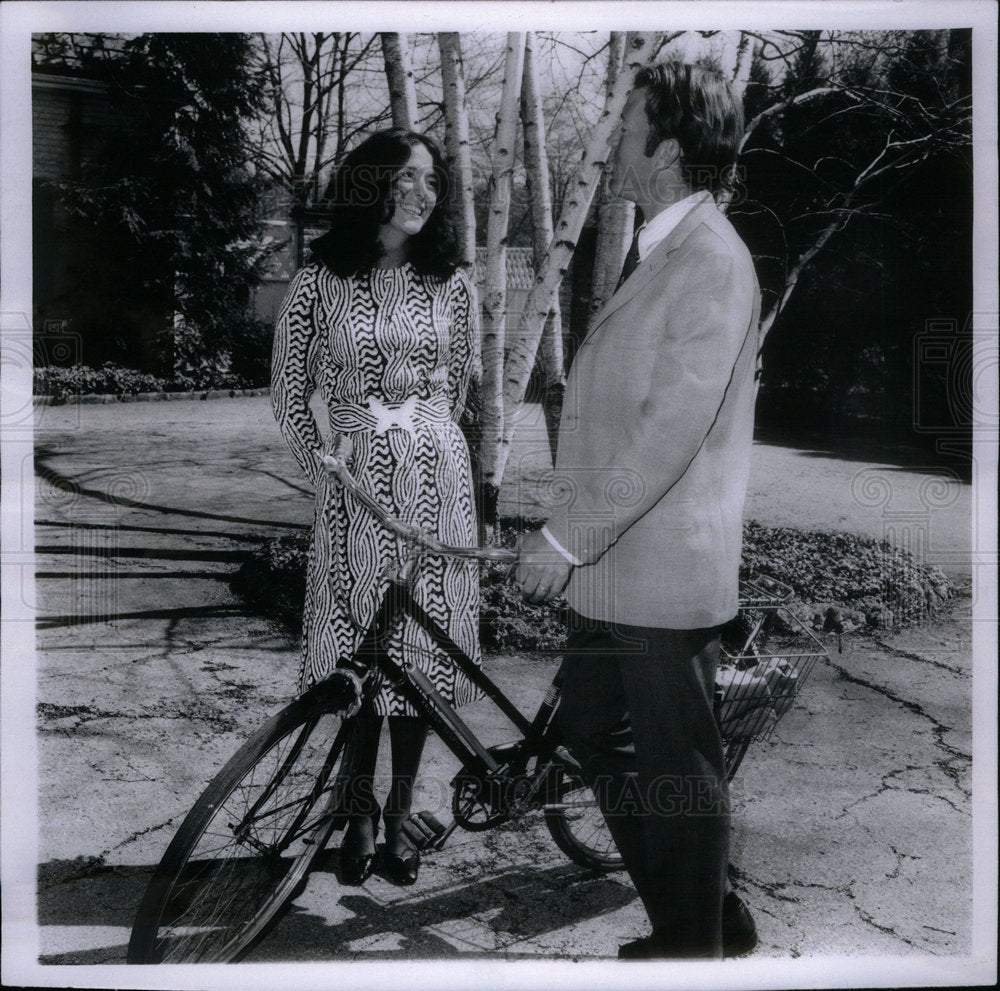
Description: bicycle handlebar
320,435,797,605
321,437,518,565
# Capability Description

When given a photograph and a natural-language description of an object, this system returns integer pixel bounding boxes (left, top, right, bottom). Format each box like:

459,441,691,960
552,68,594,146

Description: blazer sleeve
544,243,757,565
271,265,326,488
448,267,481,421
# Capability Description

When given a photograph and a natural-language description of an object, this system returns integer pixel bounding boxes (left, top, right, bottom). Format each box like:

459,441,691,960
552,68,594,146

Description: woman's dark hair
310,128,461,279
634,61,744,195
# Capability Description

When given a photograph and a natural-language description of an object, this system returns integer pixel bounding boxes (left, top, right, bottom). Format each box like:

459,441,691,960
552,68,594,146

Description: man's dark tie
615,228,641,291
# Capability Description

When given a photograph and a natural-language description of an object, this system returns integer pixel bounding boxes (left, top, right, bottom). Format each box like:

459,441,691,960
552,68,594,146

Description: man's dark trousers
558,612,730,956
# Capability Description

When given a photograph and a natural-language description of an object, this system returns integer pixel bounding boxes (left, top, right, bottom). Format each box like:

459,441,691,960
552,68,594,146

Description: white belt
328,394,450,436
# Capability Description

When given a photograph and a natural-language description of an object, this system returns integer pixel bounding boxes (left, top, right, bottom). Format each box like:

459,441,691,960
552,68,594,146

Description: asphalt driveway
8,395,989,988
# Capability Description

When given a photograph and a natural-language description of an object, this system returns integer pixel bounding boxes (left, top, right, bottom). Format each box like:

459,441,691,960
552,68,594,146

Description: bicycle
127,436,826,964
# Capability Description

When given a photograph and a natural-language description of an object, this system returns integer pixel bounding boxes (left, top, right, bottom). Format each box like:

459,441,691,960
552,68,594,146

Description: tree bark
496,31,660,487
520,31,565,455
729,31,755,101
381,32,418,129
715,31,756,216
479,32,526,524
437,32,476,267
759,189,857,340
587,32,635,329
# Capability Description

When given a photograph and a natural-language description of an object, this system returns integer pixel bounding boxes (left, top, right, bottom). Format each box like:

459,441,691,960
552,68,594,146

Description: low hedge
34,363,261,401
230,520,954,653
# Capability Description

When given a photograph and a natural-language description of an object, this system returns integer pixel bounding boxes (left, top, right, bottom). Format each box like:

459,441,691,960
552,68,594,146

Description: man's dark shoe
617,935,716,960
722,891,758,957
617,894,757,960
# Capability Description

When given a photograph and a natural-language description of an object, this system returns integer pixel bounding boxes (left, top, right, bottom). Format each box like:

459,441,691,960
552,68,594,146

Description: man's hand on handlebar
515,529,572,604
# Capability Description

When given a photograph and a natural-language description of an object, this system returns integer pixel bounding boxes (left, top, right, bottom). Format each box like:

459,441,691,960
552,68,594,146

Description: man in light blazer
516,61,761,959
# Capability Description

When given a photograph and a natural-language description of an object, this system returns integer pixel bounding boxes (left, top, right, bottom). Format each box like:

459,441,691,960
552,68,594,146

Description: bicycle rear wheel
128,694,357,963
543,756,623,872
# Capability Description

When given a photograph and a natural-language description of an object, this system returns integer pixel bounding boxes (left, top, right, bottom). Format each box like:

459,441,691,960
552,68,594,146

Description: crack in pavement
854,905,918,947
871,637,967,676
37,700,242,734
37,855,111,889
881,765,970,815
731,865,854,904
101,818,178,860
736,866,934,952
34,454,306,531
885,843,922,880
835,758,971,822
824,656,971,795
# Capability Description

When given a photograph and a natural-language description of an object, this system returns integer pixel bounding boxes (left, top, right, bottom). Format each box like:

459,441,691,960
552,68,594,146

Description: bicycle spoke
131,705,353,962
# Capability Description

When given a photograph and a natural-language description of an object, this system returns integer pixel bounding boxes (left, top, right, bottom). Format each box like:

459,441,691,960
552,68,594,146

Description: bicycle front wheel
128,695,357,963
543,756,623,872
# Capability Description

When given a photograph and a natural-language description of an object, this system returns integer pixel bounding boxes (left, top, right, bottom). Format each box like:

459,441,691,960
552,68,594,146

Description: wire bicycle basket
715,575,827,744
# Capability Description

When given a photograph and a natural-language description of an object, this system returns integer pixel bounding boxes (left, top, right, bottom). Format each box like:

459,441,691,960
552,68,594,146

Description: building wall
33,73,122,182
32,72,165,367
33,75,111,337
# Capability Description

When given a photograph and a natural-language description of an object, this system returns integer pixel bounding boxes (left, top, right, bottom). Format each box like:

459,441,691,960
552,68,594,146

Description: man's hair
634,61,744,194
310,128,460,280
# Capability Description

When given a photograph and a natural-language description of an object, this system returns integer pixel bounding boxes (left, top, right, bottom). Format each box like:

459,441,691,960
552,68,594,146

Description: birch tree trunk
479,33,526,526
520,30,565,457
437,32,476,267
587,32,635,329
439,32,484,538
759,205,847,341
381,32,417,129
496,31,660,488
717,31,755,215
728,30,755,101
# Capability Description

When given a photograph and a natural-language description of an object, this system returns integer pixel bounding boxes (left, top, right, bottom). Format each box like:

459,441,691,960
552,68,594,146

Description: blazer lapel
579,195,719,348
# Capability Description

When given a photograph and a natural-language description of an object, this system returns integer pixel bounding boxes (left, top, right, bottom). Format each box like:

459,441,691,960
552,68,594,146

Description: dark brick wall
32,73,167,368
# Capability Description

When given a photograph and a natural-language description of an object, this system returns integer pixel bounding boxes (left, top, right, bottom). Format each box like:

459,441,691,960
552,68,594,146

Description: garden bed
230,520,955,652
33,363,268,404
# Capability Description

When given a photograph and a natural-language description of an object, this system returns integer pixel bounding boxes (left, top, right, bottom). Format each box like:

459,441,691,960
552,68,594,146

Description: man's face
609,88,657,205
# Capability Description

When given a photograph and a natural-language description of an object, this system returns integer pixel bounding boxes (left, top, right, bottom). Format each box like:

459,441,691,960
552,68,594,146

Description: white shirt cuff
540,525,583,567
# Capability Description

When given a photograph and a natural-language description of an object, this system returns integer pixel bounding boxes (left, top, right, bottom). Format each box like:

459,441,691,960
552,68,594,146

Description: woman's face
380,142,439,245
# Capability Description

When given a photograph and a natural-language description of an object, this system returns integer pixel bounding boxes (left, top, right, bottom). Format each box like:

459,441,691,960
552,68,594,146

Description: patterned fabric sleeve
271,265,325,487
448,266,481,421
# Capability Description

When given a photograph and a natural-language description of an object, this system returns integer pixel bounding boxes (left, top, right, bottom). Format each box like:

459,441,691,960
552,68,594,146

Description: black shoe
617,894,757,960
722,892,757,957
381,847,420,886
340,810,380,886
618,935,715,960
340,851,376,886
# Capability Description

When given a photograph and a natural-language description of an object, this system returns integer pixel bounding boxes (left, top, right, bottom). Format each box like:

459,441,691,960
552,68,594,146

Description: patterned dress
271,261,482,716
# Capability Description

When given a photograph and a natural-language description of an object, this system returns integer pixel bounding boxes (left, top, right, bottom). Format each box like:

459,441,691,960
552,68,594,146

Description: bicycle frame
338,563,563,791
315,439,826,837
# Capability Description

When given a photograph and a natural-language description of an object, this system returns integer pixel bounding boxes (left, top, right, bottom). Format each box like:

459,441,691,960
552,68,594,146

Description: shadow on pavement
34,449,308,531
36,518,281,541
753,425,971,479
36,603,251,630
265,862,634,960
36,854,634,964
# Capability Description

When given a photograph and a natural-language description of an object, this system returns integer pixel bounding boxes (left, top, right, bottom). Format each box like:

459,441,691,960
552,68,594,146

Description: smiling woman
270,127,481,889
309,129,458,279
379,143,440,261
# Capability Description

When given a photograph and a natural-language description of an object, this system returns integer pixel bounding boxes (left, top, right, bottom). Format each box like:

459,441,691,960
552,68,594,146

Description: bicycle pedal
403,811,447,850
